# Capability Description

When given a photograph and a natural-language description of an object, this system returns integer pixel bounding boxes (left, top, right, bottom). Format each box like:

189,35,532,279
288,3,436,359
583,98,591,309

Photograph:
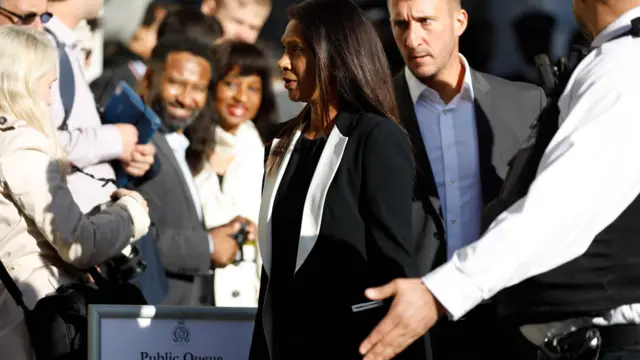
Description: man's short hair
149,36,214,66
157,6,224,45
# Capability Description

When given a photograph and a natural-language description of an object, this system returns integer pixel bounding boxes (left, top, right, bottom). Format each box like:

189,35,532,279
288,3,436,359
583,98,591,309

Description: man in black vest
359,1,640,359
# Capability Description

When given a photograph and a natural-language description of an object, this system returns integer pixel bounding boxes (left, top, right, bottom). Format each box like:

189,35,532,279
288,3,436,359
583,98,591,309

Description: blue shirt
406,56,483,259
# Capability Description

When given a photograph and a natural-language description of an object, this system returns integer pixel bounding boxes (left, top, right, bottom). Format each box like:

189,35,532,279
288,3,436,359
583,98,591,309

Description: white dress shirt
422,6,640,345
406,55,483,259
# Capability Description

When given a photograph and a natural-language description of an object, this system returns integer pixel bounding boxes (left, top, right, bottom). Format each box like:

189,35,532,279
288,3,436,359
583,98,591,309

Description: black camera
87,201,148,284
100,244,148,284
232,223,249,264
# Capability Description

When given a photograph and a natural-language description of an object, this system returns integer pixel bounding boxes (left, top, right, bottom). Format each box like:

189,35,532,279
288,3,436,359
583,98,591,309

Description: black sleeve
362,119,419,282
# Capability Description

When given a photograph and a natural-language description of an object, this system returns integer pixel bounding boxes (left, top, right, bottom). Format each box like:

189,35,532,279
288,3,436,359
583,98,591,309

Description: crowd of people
0,0,639,359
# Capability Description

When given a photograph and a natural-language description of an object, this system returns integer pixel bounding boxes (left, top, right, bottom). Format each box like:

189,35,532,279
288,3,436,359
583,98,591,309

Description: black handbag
0,259,147,360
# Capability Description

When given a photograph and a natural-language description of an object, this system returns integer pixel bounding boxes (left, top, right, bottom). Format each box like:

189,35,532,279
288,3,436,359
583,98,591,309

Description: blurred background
86,0,579,82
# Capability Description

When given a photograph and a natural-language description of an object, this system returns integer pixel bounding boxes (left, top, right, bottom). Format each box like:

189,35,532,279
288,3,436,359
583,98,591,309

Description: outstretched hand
359,278,443,360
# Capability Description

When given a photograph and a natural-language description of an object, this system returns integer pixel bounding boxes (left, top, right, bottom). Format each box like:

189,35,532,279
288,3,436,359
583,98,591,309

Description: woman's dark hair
185,41,278,174
184,98,217,175
267,0,400,173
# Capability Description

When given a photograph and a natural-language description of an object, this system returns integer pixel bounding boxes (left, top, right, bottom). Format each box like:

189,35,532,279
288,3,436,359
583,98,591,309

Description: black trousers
429,303,538,360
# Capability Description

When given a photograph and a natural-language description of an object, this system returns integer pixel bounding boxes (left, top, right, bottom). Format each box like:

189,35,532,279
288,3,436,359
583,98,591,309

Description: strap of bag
529,17,640,177
0,259,30,313
0,256,112,309
45,27,75,131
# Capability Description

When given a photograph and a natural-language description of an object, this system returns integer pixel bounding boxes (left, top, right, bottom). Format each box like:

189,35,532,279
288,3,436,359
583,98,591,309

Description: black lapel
393,71,439,201
471,70,504,205
152,133,199,216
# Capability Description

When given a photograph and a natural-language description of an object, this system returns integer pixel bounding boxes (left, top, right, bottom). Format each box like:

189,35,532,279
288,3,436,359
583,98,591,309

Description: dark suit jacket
133,133,213,306
249,109,429,360
393,68,546,274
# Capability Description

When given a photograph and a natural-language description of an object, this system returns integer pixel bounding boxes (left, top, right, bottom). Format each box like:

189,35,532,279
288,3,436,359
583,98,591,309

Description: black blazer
249,109,429,360
133,133,213,306
393,68,546,274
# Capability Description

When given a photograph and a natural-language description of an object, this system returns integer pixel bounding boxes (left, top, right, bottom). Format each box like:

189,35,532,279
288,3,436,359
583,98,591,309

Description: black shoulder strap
45,28,75,131
609,17,640,42
0,259,29,313
491,17,640,209
0,256,111,307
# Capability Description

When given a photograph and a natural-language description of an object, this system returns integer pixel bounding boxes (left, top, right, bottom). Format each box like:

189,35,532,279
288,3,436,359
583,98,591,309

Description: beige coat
0,116,149,360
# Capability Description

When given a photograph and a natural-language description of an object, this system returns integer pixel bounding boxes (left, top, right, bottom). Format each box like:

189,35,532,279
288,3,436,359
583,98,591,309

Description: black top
270,135,327,358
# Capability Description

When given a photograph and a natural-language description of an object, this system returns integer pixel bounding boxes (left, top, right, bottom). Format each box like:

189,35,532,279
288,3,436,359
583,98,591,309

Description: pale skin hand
111,188,149,213
115,123,139,162
359,278,444,360
122,143,156,177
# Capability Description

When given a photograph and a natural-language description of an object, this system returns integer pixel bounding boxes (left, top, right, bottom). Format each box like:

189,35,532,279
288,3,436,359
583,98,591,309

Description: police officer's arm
422,57,640,320
50,77,124,169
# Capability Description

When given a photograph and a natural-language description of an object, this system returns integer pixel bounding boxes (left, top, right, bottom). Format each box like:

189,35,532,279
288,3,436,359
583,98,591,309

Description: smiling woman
184,40,275,308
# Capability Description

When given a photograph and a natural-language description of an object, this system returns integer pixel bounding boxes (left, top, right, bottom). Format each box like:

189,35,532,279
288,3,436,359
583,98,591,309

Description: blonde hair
0,25,63,159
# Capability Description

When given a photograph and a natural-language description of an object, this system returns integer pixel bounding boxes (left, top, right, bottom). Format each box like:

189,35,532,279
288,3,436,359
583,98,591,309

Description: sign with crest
89,305,256,360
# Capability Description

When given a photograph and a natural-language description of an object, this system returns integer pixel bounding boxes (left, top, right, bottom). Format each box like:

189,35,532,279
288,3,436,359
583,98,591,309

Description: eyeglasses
0,6,52,26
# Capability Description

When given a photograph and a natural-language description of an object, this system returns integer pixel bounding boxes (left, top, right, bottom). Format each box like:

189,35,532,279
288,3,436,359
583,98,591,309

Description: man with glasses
0,0,50,29
45,0,155,215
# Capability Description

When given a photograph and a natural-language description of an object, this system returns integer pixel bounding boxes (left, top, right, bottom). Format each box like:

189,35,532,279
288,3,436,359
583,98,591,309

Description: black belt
540,324,640,359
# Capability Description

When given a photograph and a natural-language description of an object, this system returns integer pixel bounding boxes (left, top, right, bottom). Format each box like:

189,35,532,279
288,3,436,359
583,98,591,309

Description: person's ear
454,9,468,38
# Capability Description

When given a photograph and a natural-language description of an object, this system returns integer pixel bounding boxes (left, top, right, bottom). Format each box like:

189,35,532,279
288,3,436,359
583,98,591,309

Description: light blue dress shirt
164,132,215,253
406,57,483,259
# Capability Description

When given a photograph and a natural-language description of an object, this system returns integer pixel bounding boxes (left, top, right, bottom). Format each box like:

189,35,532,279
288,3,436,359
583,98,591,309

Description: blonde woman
0,26,150,360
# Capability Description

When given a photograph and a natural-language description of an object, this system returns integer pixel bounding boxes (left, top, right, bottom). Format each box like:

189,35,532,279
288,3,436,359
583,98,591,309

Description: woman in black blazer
249,0,427,359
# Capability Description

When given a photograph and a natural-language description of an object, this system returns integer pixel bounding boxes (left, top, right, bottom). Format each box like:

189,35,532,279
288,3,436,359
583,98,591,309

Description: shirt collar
164,132,190,152
44,16,79,48
592,5,640,47
405,54,474,106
